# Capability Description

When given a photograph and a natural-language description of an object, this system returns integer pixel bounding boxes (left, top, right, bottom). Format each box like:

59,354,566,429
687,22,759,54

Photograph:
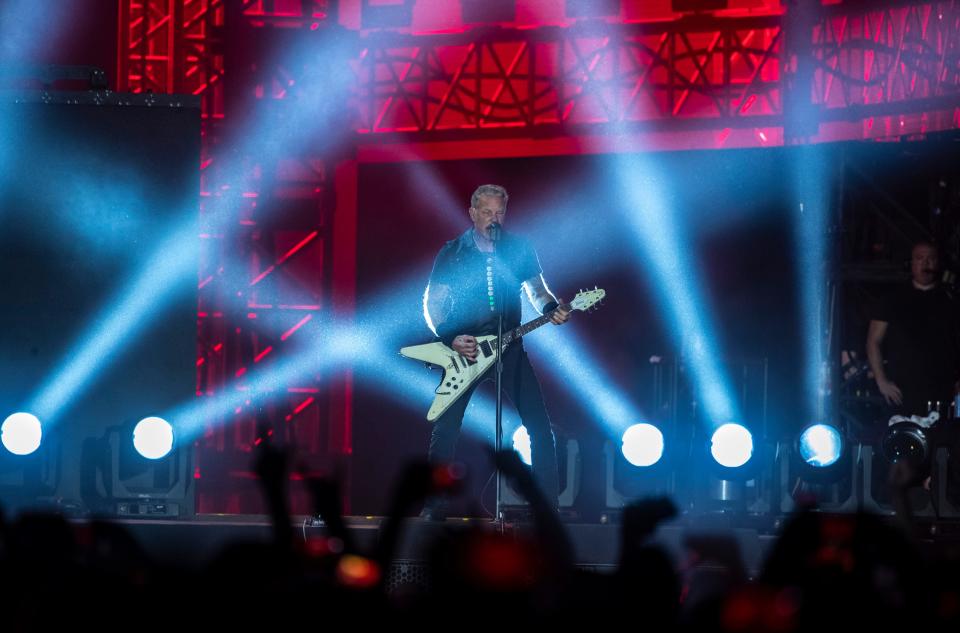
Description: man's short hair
913,240,938,254
471,184,509,209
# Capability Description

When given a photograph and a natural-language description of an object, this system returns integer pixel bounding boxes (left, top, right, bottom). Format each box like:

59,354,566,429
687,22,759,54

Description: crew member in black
421,184,569,520
866,241,960,417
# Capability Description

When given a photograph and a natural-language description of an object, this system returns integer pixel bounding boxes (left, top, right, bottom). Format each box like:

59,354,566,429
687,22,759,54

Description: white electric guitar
400,287,606,421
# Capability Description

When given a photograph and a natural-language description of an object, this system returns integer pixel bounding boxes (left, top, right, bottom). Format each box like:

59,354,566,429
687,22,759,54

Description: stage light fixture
798,423,843,468
132,416,174,460
512,426,532,466
0,413,58,511
80,419,192,518
856,422,935,514
621,423,664,467
777,422,855,512
605,424,677,510
698,422,772,512
881,422,931,473
710,423,753,468
1,412,43,456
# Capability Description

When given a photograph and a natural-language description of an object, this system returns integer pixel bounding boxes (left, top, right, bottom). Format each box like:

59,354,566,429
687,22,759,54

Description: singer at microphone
418,184,570,520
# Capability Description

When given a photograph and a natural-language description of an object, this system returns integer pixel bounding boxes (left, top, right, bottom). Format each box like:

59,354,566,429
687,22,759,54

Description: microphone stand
488,222,505,526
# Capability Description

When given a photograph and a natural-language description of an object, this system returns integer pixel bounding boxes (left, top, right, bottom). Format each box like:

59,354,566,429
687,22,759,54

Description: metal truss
807,0,960,141
192,140,340,510
355,16,784,137
118,0,340,513
355,3,960,139
118,0,332,108
812,2,960,115
118,1,960,138
118,0,226,119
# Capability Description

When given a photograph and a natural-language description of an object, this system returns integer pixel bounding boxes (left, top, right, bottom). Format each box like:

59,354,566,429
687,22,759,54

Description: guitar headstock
570,286,606,312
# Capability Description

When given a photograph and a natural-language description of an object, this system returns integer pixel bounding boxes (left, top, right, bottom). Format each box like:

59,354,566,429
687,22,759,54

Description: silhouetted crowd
3,446,960,632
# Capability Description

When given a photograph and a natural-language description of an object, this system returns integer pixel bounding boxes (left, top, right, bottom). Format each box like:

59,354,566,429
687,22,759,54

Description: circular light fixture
133,417,174,460
621,423,665,467
798,424,843,467
1,412,42,456
710,423,754,468
881,422,929,468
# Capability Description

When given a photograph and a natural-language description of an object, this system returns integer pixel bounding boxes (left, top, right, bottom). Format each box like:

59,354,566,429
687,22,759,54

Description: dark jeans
427,343,560,504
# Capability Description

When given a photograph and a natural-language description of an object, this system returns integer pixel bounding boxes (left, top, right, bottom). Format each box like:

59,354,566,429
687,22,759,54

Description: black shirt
872,284,960,410
427,228,542,345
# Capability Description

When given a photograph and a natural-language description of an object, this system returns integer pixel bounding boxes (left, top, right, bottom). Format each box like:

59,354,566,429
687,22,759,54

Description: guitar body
400,335,499,421
401,287,605,421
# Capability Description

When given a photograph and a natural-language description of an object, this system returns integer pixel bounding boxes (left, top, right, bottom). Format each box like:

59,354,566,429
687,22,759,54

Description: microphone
487,222,502,242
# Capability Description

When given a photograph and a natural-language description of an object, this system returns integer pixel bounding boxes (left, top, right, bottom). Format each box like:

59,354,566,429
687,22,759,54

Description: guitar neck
501,302,571,347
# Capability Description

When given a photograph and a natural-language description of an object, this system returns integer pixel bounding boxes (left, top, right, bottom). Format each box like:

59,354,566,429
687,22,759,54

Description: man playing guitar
420,184,570,520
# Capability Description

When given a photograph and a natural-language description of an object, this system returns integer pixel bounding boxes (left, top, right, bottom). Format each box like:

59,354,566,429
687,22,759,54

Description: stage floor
97,508,960,582
106,513,777,576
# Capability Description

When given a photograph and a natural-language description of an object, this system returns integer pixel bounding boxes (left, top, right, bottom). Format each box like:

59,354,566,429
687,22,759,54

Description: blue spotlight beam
611,155,739,426
791,144,831,421
170,320,367,440
172,270,453,442
170,318,522,447
24,30,366,427
28,219,198,424
392,148,469,232
219,31,359,175
523,322,641,436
